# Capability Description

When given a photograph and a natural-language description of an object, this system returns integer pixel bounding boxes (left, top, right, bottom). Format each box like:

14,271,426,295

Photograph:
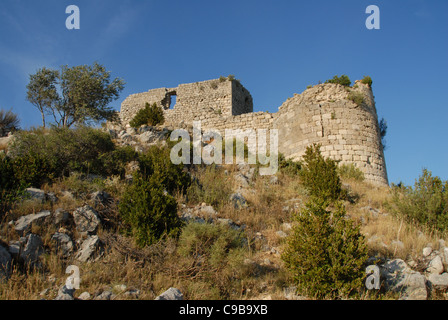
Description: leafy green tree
26,67,59,128
26,62,125,128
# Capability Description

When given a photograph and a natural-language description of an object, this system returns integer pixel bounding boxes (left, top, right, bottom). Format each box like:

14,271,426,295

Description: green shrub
361,75,373,87
338,164,365,181
129,102,165,128
282,197,368,299
347,91,365,105
119,174,182,247
178,222,247,279
138,145,191,195
0,154,27,217
8,126,133,187
390,169,448,232
300,144,344,202
99,145,138,178
186,164,232,209
278,153,302,176
0,109,20,137
325,75,351,87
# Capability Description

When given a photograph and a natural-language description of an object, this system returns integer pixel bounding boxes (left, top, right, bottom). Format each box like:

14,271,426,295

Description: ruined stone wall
273,81,388,185
119,79,253,128
119,78,388,186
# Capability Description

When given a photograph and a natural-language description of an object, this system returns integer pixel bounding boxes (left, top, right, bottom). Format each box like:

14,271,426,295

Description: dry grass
343,178,448,262
1,169,447,300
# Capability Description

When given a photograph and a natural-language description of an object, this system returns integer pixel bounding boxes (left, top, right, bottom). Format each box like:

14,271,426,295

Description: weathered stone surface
24,188,46,203
94,290,114,300
199,205,217,217
72,205,101,235
78,292,91,300
230,193,248,209
381,259,427,300
442,247,448,269
20,234,44,267
75,235,104,262
234,173,250,188
427,273,448,291
423,246,433,257
119,79,388,186
0,245,12,281
155,287,183,300
53,208,71,225
91,190,110,206
15,211,51,235
427,255,444,275
54,285,75,300
51,232,74,258
138,131,156,144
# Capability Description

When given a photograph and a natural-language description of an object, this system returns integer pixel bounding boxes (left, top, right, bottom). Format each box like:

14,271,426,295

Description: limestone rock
75,235,104,262
229,193,248,209
95,290,114,300
51,232,74,258
24,188,46,203
423,246,433,257
53,208,71,225
72,205,101,235
91,190,111,206
21,234,44,268
427,255,444,275
381,259,427,300
155,287,183,300
0,245,12,281
199,205,218,217
78,292,91,300
15,211,51,235
54,285,75,300
427,273,448,291
138,131,156,144
234,173,250,188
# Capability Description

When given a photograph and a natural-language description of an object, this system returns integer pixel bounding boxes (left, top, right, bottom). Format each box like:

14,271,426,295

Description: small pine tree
129,102,165,128
282,197,368,299
119,173,182,247
300,144,344,202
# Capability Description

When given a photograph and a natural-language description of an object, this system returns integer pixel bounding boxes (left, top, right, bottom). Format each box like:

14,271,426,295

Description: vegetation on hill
129,102,165,128
389,169,448,232
0,109,20,137
325,75,352,87
26,62,124,128
1,96,447,300
282,144,368,298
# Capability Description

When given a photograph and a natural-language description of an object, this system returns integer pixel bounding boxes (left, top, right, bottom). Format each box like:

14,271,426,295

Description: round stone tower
274,80,388,185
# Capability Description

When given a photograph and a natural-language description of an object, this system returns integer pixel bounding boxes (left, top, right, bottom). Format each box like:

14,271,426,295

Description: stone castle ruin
119,78,388,186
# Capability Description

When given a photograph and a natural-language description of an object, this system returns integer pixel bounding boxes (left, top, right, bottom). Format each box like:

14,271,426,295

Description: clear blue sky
0,0,447,186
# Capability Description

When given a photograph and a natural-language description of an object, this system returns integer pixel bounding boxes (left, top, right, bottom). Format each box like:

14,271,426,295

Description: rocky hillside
0,125,447,300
